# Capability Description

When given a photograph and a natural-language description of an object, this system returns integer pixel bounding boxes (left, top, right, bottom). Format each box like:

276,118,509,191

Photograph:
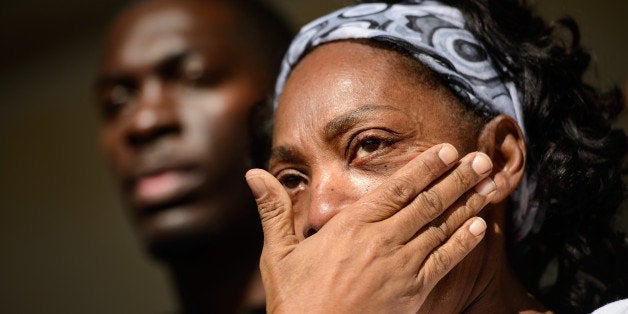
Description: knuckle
417,189,444,220
464,193,485,214
452,232,473,253
430,250,453,275
256,198,285,223
424,224,448,246
451,167,474,190
435,220,452,240
417,157,441,179
365,235,394,258
353,201,386,222
384,176,416,204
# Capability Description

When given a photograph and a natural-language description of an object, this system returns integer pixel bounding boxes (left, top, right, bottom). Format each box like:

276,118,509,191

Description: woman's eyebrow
323,104,401,141
269,145,306,167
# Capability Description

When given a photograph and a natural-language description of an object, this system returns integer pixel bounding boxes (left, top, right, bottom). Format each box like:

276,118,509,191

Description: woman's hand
245,144,496,313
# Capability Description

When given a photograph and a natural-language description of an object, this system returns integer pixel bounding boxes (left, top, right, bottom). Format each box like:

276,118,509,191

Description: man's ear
477,115,526,203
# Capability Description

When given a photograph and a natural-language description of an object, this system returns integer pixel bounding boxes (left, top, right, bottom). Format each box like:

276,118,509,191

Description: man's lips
130,168,204,211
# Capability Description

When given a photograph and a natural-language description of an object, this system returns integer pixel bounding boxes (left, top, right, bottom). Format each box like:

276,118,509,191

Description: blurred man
96,0,291,312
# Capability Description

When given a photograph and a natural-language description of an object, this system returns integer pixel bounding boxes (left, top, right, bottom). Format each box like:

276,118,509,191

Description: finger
389,152,493,241
245,168,298,251
415,217,486,289
353,143,460,222
412,177,495,245
403,177,495,261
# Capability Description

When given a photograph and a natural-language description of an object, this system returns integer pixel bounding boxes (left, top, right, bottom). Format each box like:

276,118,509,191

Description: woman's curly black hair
356,0,628,312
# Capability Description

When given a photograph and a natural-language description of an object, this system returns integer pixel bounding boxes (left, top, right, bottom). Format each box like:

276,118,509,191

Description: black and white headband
274,0,541,241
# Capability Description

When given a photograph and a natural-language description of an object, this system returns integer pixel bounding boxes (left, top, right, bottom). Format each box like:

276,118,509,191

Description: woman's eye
281,174,304,190
356,138,385,158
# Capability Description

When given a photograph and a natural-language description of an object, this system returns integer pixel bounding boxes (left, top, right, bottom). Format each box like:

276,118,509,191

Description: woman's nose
303,170,357,238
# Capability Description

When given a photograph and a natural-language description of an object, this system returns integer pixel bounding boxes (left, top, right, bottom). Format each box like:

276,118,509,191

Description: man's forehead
112,1,237,40
103,3,235,72
121,8,192,62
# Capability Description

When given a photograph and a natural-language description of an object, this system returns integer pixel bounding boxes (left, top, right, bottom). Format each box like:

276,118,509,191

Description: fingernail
246,176,267,199
469,218,487,236
474,178,496,196
438,144,458,165
471,154,492,175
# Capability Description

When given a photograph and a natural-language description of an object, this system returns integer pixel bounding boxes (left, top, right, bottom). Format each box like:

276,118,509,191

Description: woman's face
272,41,480,237
271,41,490,308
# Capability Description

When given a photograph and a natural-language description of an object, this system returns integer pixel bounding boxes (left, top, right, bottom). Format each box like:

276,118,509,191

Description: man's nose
304,169,357,238
125,79,181,147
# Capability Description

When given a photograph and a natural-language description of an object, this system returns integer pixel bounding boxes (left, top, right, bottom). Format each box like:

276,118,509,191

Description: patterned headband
273,0,541,241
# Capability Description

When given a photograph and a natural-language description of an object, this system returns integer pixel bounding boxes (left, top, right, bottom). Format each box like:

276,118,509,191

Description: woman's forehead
273,41,468,146
276,43,402,125
281,44,404,107
277,42,454,117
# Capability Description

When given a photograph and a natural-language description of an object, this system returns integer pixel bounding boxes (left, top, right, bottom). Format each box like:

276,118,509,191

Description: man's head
96,0,291,258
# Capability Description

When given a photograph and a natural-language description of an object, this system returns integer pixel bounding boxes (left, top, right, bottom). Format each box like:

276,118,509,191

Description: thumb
245,168,297,249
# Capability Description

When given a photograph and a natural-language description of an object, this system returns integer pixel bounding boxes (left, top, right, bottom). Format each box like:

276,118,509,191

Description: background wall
1,1,626,313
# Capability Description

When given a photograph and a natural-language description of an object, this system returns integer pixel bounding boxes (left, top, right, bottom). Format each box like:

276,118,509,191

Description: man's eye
180,55,224,87
102,85,133,118
111,85,131,105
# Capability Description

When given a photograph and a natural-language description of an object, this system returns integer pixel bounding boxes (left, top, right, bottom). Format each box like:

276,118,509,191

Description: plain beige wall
1,1,626,313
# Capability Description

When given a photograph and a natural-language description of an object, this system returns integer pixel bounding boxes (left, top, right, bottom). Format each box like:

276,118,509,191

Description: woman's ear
477,115,526,203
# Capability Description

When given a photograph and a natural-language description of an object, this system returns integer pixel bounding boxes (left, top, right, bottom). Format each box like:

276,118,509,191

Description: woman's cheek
373,144,424,175
346,161,404,199
349,147,425,197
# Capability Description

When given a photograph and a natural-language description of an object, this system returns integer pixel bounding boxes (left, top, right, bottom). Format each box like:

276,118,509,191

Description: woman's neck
464,258,550,314
464,203,551,314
